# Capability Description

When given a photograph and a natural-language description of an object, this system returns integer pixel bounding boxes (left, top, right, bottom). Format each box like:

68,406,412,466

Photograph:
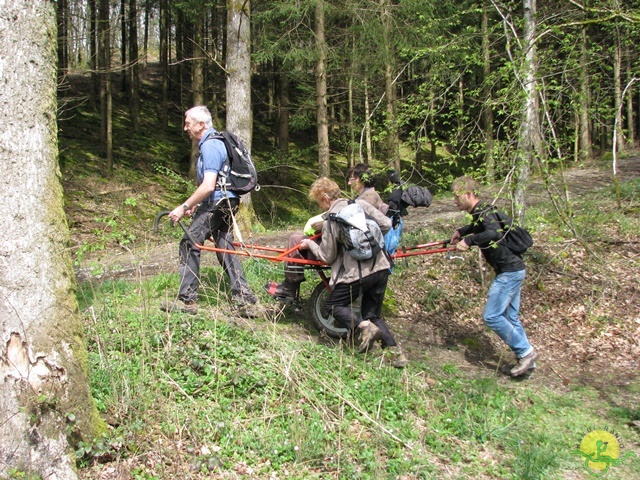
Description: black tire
308,282,356,339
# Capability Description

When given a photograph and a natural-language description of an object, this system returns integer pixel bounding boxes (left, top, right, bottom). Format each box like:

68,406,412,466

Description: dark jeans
324,269,397,348
178,198,252,303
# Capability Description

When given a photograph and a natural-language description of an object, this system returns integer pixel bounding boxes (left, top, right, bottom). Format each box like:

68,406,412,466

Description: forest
0,0,639,479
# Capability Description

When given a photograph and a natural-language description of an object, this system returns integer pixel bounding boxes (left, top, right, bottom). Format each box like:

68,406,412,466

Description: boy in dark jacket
450,176,538,376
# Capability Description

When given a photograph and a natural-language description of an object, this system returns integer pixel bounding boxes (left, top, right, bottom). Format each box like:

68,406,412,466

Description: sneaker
358,322,381,353
160,299,198,315
510,349,539,377
385,346,408,369
263,281,296,305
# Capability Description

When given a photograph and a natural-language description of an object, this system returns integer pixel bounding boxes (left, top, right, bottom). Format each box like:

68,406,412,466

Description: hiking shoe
385,346,408,369
232,294,262,318
358,322,381,353
510,349,539,377
263,281,296,305
235,303,262,319
160,299,198,315
232,293,258,306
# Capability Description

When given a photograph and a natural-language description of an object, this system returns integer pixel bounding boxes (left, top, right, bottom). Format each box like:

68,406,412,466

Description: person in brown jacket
346,163,389,214
299,177,407,368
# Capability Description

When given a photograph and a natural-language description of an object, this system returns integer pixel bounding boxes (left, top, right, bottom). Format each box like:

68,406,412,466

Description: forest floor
71,155,640,412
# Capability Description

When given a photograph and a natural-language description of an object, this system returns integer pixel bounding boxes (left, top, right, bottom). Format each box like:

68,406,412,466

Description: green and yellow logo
573,428,636,477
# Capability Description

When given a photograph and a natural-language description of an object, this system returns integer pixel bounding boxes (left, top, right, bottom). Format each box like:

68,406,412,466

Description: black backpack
493,209,534,255
204,131,259,195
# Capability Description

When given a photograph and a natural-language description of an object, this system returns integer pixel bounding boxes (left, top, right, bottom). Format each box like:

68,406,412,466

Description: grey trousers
178,198,253,303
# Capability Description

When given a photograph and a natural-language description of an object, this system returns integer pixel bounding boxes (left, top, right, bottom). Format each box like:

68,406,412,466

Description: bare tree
0,1,104,477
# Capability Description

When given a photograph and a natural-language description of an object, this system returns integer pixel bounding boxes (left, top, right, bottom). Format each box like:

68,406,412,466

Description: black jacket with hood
457,202,525,274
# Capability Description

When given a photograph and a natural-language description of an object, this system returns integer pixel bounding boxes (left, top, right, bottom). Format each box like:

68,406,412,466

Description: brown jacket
306,198,392,286
357,187,389,215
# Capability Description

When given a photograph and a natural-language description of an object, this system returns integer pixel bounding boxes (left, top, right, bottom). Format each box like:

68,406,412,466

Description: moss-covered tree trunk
0,2,104,478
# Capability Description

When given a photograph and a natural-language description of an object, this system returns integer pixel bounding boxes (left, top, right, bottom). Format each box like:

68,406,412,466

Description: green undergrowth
77,259,639,479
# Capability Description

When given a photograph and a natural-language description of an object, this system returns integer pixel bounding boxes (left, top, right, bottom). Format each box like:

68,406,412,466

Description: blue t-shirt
198,128,238,202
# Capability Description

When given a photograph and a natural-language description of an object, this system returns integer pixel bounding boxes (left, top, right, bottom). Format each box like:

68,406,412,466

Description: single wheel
308,282,358,339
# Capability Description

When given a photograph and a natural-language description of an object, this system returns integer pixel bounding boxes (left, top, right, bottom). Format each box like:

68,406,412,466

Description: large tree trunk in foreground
0,2,104,478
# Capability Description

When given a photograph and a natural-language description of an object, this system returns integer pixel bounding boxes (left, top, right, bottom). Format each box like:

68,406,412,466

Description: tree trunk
315,0,330,177
348,73,355,167
190,20,206,180
160,0,169,129
276,71,290,157
481,2,495,180
363,75,373,164
143,0,150,67
514,0,541,222
129,0,140,132
120,0,128,92
625,48,635,144
89,0,98,108
227,0,257,234
381,0,399,171
578,26,592,162
0,2,104,477
98,0,113,170
57,0,69,77
613,27,626,152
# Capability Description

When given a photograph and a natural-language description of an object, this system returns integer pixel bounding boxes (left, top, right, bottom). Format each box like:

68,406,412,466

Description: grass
76,251,640,478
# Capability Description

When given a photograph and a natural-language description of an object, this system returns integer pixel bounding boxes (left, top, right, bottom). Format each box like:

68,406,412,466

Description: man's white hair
185,105,213,128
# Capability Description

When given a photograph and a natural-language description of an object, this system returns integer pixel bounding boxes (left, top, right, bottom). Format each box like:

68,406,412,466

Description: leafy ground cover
71,164,640,479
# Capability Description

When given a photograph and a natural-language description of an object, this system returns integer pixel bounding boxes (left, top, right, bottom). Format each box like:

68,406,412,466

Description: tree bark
315,0,330,177
0,2,104,477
